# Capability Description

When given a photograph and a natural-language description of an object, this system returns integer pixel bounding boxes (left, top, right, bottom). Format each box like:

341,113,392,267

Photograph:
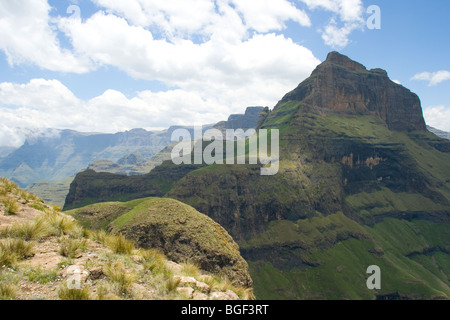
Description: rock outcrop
226,107,265,130
67,197,253,289
280,51,427,132
63,161,204,211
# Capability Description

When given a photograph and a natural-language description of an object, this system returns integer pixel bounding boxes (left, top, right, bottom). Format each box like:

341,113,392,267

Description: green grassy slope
247,217,449,300
168,99,450,299
238,93,450,299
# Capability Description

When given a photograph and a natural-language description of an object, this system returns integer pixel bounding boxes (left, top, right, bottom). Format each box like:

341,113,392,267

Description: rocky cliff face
226,107,265,130
279,51,427,132
168,52,447,239
63,161,204,211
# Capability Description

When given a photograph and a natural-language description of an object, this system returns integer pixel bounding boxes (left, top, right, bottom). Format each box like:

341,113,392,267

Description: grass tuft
25,267,59,284
0,282,17,300
103,262,136,297
58,237,87,258
0,239,34,260
141,249,168,275
165,275,181,293
105,233,135,255
179,261,201,278
9,219,49,241
58,284,91,300
0,247,17,268
2,197,19,216
0,178,18,194
47,214,81,237
89,229,108,244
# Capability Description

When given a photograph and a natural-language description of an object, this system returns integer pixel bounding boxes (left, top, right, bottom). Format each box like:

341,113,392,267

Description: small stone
210,290,240,300
195,281,210,294
166,261,183,273
177,287,194,299
225,290,239,300
175,276,197,287
210,292,231,300
192,292,209,300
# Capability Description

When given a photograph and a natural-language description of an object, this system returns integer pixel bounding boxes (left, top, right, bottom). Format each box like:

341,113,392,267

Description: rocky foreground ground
0,178,253,300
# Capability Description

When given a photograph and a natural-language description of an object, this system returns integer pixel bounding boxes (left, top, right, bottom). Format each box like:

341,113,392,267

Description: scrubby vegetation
0,178,253,300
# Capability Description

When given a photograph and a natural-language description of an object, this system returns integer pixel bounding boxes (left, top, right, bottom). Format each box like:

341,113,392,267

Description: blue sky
0,0,449,147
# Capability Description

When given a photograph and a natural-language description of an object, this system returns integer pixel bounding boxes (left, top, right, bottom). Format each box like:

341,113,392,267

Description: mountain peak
324,51,367,71
275,52,427,132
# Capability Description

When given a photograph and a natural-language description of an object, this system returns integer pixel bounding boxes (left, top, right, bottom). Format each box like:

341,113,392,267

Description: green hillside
66,197,253,289
167,53,450,299
61,52,450,300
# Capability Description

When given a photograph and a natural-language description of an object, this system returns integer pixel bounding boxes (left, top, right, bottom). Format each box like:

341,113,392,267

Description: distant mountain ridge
0,106,264,189
428,126,450,140
0,128,174,187
85,106,265,176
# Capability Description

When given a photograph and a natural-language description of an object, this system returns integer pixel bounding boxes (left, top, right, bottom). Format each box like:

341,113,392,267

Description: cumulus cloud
0,0,92,72
55,7,320,123
300,0,363,21
0,79,82,111
0,79,223,133
423,105,450,132
299,0,365,48
319,18,362,48
0,78,271,147
231,0,311,32
412,71,450,86
93,0,219,37
0,0,330,147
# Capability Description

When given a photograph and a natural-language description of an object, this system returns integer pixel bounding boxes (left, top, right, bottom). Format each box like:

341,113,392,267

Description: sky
0,0,449,147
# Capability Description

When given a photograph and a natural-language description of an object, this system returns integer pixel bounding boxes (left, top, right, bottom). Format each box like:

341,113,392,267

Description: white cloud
0,0,92,72
57,10,320,110
423,106,450,132
93,0,310,37
0,79,82,111
412,71,450,86
320,18,362,48
1,76,313,147
300,0,363,21
0,0,325,148
93,0,219,38
231,0,311,32
0,79,221,133
299,0,365,48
